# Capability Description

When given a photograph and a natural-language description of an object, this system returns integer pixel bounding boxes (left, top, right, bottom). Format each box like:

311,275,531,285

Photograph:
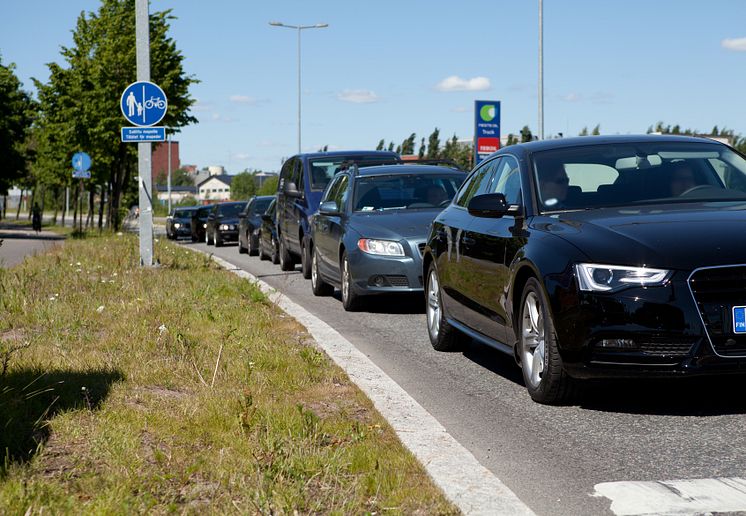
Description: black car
205,201,246,247
275,150,401,276
191,204,214,243
238,195,275,255
310,164,464,310
423,135,746,404
258,197,280,264
166,207,197,240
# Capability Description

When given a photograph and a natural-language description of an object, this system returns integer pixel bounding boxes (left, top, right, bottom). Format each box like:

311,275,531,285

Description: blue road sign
120,81,168,127
72,152,91,172
473,100,501,165
121,126,166,143
72,170,91,179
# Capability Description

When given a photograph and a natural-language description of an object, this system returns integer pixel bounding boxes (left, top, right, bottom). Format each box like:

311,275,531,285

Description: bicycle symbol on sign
144,96,166,110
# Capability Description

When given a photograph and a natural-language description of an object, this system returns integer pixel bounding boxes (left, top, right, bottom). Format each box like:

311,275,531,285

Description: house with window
197,174,233,201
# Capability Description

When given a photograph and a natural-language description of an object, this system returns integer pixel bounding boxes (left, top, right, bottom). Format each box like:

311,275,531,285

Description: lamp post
269,21,328,154
538,0,544,140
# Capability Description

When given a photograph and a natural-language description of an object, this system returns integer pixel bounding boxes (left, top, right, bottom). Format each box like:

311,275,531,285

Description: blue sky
2,0,745,173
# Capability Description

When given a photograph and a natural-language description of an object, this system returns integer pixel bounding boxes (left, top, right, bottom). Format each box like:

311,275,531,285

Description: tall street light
269,21,328,154
538,0,544,140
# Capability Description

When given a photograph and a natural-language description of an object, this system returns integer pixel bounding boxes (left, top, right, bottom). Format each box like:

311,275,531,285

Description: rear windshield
309,155,400,192
533,142,746,212
218,203,245,217
353,174,464,211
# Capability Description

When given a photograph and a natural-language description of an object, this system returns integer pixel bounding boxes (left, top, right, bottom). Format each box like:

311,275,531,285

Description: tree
400,133,416,155
418,138,426,158
231,171,256,200
426,128,441,159
171,168,193,187
0,57,36,196
578,126,589,136
376,139,384,151
387,141,394,152
520,126,534,143
257,176,278,196
591,124,601,136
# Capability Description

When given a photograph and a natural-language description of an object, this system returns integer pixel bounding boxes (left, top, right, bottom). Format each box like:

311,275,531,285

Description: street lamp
269,21,328,153
538,0,544,140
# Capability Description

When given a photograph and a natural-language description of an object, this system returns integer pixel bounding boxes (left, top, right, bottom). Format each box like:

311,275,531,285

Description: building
152,140,180,184
197,174,233,201
155,185,197,205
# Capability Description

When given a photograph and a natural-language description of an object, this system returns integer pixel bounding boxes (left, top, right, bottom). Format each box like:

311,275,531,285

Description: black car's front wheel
206,227,214,246
238,231,248,254
426,263,465,351
248,233,259,256
519,278,576,405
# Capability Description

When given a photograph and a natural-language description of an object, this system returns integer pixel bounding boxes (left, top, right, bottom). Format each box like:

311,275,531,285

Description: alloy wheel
521,291,546,389
426,269,441,340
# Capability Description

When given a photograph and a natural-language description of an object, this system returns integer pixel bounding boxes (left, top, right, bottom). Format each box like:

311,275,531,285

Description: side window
490,155,522,205
241,200,252,216
295,159,305,194
279,158,295,191
322,175,344,204
332,175,350,209
456,159,500,207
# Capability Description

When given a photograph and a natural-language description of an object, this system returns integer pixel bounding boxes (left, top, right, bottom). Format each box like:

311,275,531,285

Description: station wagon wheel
238,231,248,254
311,247,333,296
271,237,280,265
426,263,465,351
279,236,294,271
248,231,259,256
341,252,363,311
300,236,312,279
519,278,576,404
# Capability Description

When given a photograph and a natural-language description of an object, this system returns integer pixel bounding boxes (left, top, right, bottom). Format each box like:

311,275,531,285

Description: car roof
354,164,465,177
496,134,723,155
298,150,399,159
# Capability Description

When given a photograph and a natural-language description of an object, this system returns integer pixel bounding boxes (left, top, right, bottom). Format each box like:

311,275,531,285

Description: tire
341,252,364,311
279,236,294,271
425,263,466,352
248,232,259,256
300,235,312,279
258,234,268,261
518,277,576,405
311,247,334,296
214,230,223,247
238,231,248,254
271,238,280,265
206,227,214,246
191,234,198,243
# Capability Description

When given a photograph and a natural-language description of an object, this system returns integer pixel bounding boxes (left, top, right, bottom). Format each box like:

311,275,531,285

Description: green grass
0,233,457,514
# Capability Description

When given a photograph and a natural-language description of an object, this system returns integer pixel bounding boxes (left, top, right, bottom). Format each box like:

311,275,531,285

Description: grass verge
0,233,457,514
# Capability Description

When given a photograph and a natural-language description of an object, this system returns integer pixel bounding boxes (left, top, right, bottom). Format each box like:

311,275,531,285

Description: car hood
350,209,440,241
218,217,240,225
538,202,746,270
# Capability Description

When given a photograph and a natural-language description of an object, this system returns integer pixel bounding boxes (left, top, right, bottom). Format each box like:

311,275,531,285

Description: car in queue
191,204,214,243
423,134,746,404
166,206,197,240
310,164,464,311
205,201,246,247
238,195,275,255
258,197,280,264
275,150,401,276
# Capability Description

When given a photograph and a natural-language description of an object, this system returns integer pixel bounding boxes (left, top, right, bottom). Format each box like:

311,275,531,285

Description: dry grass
0,233,458,514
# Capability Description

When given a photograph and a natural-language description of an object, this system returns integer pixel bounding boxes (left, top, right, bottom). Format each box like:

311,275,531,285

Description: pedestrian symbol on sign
120,81,168,127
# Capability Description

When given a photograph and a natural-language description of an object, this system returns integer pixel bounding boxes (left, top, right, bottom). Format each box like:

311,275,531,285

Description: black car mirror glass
467,193,509,218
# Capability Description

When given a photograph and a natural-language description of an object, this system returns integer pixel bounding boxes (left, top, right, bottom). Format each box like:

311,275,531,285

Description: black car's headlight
219,224,236,231
357,238,405,257
575,263,671,292
174,223,181,229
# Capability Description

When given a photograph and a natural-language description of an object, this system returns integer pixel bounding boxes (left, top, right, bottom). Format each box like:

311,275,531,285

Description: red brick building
152,141,180,184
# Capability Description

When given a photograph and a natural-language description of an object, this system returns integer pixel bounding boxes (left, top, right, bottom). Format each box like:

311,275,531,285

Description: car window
309,155,400,192
489,155,522,205
294,159,304,194
279,157,295,191
253,198,273,214
218,203,244,217
354,174,464,211
456,158,500,207
332,175,350,209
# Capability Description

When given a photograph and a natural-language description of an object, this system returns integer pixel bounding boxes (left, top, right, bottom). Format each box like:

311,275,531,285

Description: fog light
373,275,386,287
597,338,637,349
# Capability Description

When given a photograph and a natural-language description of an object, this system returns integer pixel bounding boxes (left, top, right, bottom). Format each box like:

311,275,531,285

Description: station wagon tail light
358,238,405,257
575,263,671,292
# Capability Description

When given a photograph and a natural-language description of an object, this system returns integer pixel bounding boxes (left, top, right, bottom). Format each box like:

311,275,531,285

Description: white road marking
206,252,535,516
593,477,746,515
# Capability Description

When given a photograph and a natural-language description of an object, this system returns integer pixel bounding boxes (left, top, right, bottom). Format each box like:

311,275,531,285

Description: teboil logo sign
474,100,501,165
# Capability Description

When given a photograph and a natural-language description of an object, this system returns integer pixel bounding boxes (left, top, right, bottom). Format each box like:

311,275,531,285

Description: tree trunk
39,185,46,225
61,187,67,227
98,182,106,231
52,187,59,225
27,187,36,220
86,186,94,229
15,189,24,220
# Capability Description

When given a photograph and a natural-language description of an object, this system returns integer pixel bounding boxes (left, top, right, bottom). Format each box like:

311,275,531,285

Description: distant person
32,203,42,233
538,164,569,208
669,163,697,196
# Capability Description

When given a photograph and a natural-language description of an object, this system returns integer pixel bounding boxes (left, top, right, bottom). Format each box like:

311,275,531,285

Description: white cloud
211,113,237,123
450,106,470,113
229,95,257,104
435,75,491,92
193,99,212,112
337,89,379,103
722,37,746,51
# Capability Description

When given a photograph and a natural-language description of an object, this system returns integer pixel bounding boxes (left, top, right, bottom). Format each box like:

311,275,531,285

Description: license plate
733,306,746,334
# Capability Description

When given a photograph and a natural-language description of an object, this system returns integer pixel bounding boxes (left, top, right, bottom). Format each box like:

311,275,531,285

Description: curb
205,251,535,516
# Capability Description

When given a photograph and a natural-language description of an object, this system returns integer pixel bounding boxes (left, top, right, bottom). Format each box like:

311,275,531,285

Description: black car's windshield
310,155,400,191
196,207,211,218
218,203,245,217
174,209,192,218
253,198,273,214
533,142,746,213
353,174,464,212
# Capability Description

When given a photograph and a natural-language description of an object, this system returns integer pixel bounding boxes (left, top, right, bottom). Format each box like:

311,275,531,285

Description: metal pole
297,27,301,154
136,0,153,266
538,0,544,140
167,134,172,213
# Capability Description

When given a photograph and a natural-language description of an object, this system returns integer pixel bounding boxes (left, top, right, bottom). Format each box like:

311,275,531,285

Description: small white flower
76,269,82,273
158,324,167,335
96,305,105,313
113,273,118,277
48,296,57,301
76,262,81,266
116,232,123,236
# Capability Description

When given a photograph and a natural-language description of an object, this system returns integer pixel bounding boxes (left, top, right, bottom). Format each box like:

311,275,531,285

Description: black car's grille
689,266,746,356
387,275,410,287
637,337,697,356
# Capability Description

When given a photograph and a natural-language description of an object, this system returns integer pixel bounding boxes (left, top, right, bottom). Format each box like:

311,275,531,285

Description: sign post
72,152,92,233
473,100,501,166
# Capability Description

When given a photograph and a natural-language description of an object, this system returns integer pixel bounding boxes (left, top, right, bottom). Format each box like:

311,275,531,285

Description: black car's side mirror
261,214,273,222
318,200,340,215
468,193,513,218
284,181,301,197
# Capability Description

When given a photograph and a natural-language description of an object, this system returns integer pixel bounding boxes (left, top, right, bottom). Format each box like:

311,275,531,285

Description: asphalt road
183,237,746,515
0,224,65,268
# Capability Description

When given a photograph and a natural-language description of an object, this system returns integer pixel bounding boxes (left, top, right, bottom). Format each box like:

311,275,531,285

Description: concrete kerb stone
204,251,535,516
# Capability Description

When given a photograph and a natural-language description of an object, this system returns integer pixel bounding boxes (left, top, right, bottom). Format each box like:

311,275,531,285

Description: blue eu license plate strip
733,306,746,334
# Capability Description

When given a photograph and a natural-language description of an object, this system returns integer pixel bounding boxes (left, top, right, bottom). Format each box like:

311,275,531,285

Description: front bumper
217,229,238,242
347,240,425,295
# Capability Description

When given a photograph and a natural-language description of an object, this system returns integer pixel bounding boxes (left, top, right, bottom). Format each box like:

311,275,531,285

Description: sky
2,0,746,173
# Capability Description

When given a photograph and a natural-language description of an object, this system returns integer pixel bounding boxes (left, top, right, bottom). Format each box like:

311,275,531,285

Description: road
0,224,65,268
181,237,746,515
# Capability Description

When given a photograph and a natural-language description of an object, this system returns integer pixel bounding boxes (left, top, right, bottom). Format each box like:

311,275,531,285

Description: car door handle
461,236,476,246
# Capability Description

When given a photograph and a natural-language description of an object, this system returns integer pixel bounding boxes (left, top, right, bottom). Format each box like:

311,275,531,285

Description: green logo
480,104,496,122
